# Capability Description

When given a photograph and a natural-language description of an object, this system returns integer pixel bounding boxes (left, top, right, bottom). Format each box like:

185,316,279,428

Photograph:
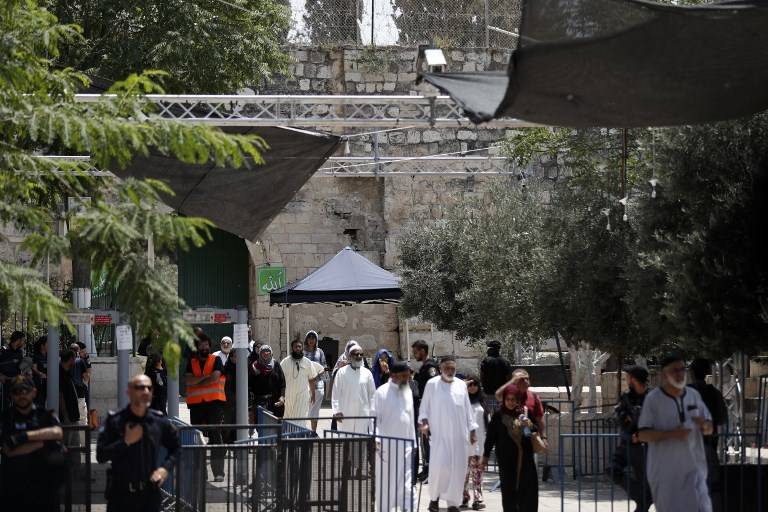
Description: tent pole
430,323,435,357
405,319,410,362
286,305,290,357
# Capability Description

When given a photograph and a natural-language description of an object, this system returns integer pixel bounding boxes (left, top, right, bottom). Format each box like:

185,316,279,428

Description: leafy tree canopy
50,0,292,93
1,1,267,369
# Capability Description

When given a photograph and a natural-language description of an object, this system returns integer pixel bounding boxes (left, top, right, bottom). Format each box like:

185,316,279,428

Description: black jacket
414,358,440,399
480,355,512,395
96,406,179,489
614,388,648,437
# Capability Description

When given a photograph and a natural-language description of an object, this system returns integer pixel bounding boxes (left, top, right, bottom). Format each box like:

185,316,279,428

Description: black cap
440,355,456,364
625,365,649,384
389,361,409,373
659,353,685,369
486,340,501,349
9,375,35,392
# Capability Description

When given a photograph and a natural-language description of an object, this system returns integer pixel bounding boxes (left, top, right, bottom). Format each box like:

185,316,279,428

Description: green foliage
0,1,267,371
50,0,292,93
399,183,550,343
400,119,768,358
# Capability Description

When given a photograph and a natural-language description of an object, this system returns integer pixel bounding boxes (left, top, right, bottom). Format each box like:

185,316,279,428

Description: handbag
531,432,549,454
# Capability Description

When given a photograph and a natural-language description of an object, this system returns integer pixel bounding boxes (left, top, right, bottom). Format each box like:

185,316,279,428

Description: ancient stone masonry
250,46,516,369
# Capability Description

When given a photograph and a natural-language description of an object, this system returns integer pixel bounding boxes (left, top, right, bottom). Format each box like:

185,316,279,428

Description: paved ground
81,402,645,511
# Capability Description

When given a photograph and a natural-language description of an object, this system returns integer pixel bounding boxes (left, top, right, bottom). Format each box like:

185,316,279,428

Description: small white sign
183,310,215,324
116,325,133,351
66,313,94,325
232,323,249,349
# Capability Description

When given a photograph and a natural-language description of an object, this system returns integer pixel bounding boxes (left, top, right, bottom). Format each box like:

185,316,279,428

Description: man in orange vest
184,334,227,481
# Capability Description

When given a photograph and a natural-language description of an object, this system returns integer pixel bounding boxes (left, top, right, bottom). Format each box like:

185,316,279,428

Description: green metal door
178,227,249,346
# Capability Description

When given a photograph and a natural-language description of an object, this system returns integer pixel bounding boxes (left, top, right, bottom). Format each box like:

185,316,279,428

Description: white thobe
280,356,320,428
331,364,376,434
418,376,478,507
638,387,713,512
372,382,416,512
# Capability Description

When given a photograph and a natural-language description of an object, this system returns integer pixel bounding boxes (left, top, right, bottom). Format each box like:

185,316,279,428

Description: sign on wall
257,266,286,295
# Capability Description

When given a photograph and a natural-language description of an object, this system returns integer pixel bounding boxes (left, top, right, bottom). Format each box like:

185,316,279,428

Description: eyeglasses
131,384,153,391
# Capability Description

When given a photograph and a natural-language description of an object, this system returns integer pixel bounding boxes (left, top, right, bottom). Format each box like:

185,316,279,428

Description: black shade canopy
116,127,339,241
422,0,768,128
270,247,401,305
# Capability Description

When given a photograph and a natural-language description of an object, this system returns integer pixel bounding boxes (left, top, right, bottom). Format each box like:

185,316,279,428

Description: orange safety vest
187,355,226,404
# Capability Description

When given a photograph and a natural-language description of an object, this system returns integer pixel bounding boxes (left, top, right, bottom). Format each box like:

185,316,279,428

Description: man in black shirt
0,375,65,510
479,340,511,410
613,366,653,512
688,358,728,512
411,339,439,482
0,331,26,414
97,374,180,512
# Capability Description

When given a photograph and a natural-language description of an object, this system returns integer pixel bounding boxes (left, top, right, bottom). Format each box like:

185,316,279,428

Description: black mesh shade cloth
270,246,401,305
116,127,339,241
422,0,768,127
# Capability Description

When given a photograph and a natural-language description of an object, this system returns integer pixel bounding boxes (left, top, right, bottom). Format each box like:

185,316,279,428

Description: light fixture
649,178,659,198
601,208,611,231
423,48,447,72
618,196,628,222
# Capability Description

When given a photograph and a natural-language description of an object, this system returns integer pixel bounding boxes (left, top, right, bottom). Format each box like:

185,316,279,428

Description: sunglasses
131,384,153,391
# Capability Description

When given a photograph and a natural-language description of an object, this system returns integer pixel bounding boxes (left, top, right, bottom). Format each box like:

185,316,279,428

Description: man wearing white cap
332,342,375,434
214,336,232,365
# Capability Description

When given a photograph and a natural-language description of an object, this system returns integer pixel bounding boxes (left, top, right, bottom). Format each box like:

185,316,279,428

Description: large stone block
422,130,442,143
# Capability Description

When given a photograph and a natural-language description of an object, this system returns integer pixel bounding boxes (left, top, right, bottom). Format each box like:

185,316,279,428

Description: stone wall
249,46,516,367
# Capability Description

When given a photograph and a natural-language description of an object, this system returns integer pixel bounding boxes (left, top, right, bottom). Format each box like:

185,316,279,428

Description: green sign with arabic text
257,266,286,295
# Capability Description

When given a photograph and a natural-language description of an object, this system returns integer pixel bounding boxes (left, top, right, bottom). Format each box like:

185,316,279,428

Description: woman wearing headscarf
482,384,538,512
304,330,328,431
463,375,490,510
249,344,286,418
372,348,394,388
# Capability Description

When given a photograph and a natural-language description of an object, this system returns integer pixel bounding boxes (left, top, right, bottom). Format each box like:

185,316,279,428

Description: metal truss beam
319,156,514,176
74,94,535,129
39,155,515,177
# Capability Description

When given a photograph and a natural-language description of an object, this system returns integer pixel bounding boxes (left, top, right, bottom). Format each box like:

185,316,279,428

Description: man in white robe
332,342,375,434
418,356,478,512
280,339,319,429
372,361,416,512
638,354,713,512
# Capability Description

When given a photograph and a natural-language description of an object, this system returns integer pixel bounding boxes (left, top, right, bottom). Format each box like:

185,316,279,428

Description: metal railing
558,430,766,512
61,424,93,512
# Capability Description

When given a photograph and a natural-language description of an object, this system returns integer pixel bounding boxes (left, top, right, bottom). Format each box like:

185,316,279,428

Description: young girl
463,376,489,510
482,384,539,512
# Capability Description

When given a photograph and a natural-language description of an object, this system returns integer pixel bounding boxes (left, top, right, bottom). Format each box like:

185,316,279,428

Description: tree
398,183,550,344
50,0,292,93
631,115,768,358
1,1,266,368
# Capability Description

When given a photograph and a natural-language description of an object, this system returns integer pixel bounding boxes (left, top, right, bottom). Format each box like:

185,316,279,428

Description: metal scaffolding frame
74,93,535,129
318,156,513,176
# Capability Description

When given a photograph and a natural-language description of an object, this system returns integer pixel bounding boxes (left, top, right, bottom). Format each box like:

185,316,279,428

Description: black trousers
189,401,226,477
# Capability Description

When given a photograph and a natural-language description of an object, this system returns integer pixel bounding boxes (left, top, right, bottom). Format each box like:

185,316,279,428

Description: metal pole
47,325,60,414
286,305,290,358
117,346,129,409
370,0,375,46
484,0,490,48
405,319,410,361
267,304,273,346
236,308,249,441
167,355,179,418
554,332,571,401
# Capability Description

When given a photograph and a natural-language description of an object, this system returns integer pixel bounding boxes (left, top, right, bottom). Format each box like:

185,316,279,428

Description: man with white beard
638,354,713,512
371,361,416,512
418,356,478,512
332,342,376,434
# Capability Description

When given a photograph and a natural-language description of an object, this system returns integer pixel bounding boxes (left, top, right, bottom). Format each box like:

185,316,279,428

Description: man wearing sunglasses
637,354,713,512
97,374,179,511
0,375,64,510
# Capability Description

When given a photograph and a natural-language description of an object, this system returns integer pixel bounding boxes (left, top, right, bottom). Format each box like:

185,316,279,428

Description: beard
199,349,210,358
441,374,455,383
291,350,303,360
350,359,363,369
669,375,687,390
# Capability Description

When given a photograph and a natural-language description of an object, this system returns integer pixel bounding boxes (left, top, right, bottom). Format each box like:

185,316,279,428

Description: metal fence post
167,357,179,418
485,0,490,48
46,325,59,414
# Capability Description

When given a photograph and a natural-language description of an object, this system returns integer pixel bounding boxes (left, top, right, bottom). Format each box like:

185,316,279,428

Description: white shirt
371,381,416,441
332,364,376,434
213,350,229,366
280,355,320,427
